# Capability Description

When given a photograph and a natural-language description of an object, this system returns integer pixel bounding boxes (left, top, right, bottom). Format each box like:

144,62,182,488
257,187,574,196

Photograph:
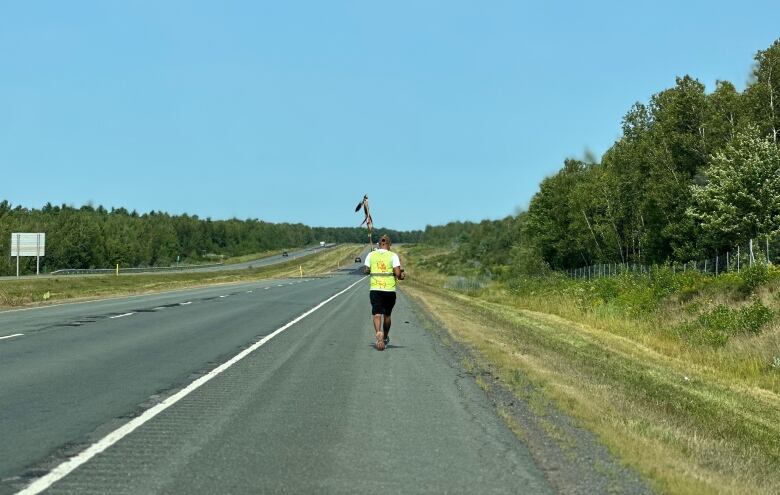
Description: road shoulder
402,286,655,495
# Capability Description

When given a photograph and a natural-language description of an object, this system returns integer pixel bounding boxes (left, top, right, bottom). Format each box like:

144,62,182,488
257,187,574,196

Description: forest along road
0,265,553,494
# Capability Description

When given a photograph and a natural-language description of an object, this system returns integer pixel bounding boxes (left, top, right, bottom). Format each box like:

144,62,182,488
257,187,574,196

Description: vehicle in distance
282,251,288,257
355,257,361,262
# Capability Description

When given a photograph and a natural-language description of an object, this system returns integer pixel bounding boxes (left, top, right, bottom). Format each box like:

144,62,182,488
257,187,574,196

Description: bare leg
373,314,385,350
383,315,391,339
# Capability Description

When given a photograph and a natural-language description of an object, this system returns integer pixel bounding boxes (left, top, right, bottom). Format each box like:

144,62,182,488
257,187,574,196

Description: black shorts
370,290,397,316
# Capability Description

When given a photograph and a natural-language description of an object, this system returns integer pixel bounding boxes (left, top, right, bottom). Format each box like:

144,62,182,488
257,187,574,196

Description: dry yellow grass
401,266,780,495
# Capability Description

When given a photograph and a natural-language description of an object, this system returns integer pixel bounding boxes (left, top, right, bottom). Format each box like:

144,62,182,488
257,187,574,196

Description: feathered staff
355,194,374,247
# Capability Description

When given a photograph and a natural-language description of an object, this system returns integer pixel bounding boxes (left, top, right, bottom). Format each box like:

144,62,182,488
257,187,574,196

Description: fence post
750,239,754,267
737,245,740,273
726,251,729,272
715,253,719,275
704,259,708,274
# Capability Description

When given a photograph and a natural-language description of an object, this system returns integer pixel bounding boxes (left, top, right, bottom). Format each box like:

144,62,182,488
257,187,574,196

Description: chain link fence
568,238,779,279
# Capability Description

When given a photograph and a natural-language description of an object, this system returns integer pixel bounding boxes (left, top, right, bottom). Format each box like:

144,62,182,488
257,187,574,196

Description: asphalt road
1,263,552,494
179,244,339,273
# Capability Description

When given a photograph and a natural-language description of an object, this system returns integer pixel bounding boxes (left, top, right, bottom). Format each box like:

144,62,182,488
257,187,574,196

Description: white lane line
0,333,24,341
276,284,284,287
153,307,166,310
180,301,192,306
219,295,228,298
109,313,135,319
18,275,368,495
264,287,270,290
246,290,253,293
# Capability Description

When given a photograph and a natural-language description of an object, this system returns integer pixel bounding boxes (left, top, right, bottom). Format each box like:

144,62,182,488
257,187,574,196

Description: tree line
0,201,421,275
421,39,780,274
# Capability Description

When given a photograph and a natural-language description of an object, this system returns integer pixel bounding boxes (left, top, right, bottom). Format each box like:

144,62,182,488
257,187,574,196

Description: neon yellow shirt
368,250,397,292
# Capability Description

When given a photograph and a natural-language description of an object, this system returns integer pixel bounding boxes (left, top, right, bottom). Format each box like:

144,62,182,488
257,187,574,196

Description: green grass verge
399,244,780,495
0,245,363,309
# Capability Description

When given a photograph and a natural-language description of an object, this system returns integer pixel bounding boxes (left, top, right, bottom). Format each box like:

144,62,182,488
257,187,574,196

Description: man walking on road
364,235,405,351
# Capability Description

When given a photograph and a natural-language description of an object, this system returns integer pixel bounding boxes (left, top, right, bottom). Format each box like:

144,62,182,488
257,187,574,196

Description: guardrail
50,263,224,275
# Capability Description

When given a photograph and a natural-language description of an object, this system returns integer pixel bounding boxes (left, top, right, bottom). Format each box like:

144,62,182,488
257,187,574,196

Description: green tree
745,39,780,143
705,80,746,147
525,159,589,268
688,126,780,245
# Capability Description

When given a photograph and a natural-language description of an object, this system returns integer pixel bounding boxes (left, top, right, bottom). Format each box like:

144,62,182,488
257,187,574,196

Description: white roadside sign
11,233,46,256
10,233,46,276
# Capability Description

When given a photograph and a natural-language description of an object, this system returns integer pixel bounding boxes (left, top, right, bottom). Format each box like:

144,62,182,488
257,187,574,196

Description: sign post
10,233,46,277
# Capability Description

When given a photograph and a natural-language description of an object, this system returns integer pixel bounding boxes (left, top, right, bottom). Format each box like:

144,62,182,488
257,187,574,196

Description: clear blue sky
1,1,778,231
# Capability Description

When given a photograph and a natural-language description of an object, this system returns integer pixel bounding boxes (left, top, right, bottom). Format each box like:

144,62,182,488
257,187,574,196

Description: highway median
0,245,363,310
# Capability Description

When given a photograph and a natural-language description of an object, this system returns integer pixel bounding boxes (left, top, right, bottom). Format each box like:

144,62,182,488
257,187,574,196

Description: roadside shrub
570,273,665,317
696,304,735,332
678,324,730,347
649,265,681,299
739,263,770,294
677,299,774,346
507,273,571,298
735,299,774,334
444,276,491,295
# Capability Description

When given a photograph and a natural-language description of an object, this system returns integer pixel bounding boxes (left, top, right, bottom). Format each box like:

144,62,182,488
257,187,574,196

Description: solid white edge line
0,333,24,340
109,313,135,319
18,275,368,495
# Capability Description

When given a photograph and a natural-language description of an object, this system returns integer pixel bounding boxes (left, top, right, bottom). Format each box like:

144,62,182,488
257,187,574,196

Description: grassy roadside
0,245,363,309
218,248,289,265
399,245,780,495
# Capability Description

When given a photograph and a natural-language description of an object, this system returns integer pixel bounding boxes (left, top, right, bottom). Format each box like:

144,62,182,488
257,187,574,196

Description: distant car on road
282,251,288,257
355,257,361,263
